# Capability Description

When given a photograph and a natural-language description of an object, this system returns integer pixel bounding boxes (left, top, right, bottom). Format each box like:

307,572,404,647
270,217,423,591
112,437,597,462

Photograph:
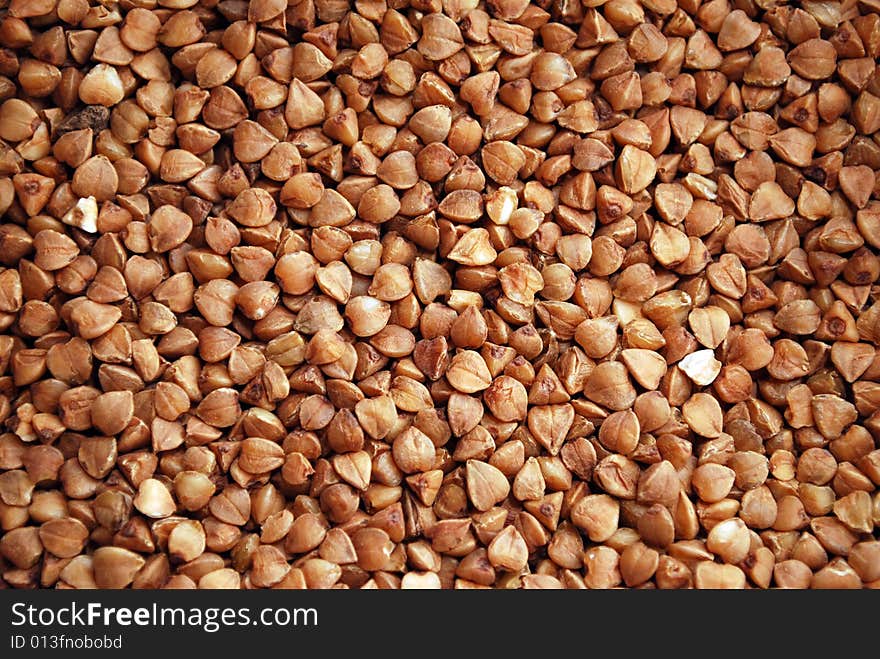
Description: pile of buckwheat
0,0,878,589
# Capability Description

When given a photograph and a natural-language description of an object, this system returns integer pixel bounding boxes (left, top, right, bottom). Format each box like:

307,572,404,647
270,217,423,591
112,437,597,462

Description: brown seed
598,410,640,455
447,229,497,267
583,546,622,589
354,395,396,440
616,145,656,194
527,404,574,456
38,517,88,558
620,542,660,587
446,350,492,393
419,13,464,60
168,520,206,563
275,252,318,295
487,526,528,572
692,463,736,503
584,362,637,411
571,494,620,543
483,375,528,422
92,547,146,589
706,518,750,564
149,206,192,252
466,459,510,512
33,229,79,271
79,65,125,106
345,296,391,337
174,471,216,511
694,562,746,589
239,438,285,474
392,427,436,474
133,478,175,519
